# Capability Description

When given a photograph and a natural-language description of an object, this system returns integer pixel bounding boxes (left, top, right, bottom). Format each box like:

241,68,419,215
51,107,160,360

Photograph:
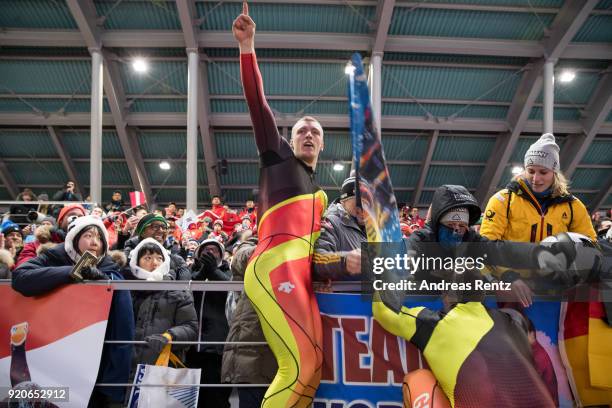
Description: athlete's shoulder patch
485,209,496,221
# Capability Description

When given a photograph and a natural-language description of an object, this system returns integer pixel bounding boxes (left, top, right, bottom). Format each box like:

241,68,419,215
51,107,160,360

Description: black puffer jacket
123,236,191,281
122,267,197,375
313,203,366,281
190,255,231,355
221,238,277,384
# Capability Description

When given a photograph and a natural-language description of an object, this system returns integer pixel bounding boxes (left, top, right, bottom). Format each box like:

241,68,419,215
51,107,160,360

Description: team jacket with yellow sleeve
373,298,555,408
480,179,596,243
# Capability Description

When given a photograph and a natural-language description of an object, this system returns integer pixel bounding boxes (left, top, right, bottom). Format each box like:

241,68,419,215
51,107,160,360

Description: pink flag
129,191,146,208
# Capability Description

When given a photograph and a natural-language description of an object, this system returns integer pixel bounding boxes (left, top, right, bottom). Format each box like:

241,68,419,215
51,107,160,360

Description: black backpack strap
506,191,512,220
569,199,574,228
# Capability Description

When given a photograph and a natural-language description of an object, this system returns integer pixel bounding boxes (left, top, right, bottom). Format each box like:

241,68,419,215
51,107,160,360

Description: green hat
135,214,168,237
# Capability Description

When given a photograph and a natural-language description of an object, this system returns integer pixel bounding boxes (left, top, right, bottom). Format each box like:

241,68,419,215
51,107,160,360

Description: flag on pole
130,191,147,208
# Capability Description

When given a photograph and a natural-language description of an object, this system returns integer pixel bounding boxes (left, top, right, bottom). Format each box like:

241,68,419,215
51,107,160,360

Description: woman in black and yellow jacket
480,133,611,407
480,133,594,244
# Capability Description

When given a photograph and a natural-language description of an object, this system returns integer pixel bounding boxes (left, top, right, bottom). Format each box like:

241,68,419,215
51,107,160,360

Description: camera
26,211,45,223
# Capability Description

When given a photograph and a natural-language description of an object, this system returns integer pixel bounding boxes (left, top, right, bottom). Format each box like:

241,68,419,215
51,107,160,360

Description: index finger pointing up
243,1,249,16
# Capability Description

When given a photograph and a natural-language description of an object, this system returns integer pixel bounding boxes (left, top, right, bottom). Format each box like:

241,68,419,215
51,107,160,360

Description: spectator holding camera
11,216,134,407
9,188,38,226
187,239,231,408
52,180,82,202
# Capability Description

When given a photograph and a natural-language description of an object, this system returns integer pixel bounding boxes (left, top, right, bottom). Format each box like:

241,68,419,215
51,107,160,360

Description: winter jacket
190,255,231,355
481,178,596,243
313,203,366,281
51,190,83,202
16,227,64,268
221,239,277,384
122,267,197,374
123,236,191,281
11,244,134,403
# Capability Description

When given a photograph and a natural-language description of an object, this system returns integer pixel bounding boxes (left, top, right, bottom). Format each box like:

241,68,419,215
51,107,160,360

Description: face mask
438,224,464,250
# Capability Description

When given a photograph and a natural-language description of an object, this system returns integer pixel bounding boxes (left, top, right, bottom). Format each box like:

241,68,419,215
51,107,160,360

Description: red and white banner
130,191,147,208
0,285,113,407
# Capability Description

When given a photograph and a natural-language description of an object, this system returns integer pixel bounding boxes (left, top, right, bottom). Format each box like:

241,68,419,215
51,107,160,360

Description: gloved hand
145,333,172,354
196,252,218,279
80,266,107,281
536,249,567,276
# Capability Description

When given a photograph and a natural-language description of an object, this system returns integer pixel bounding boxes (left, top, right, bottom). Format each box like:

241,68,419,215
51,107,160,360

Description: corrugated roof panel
208,62,347,96
383,53,528,66
197,2,374,33
383,134,430,161
325,189,341,204
605,194,612,206
0,98,110,113
220,163,259,185
496,165,515,189
581,139,612,165
0,188,11,200
320,133,352,161
395,191,413,205
210,99,347,115
204,48,356,60
145,162,186,185
151,188,184,204
382,102,508,119
129,99,187,113
0,47,90,57
574,193,596,207
223,189,256,204
0,60,91,94
405,0,563,6
74,162,133,185
0,130,58,158
418,191,435,205
425,165,484,188
573,15,612,42
215,133,258,159
433,136,496,162
0,0,77,29
388,165,421,187
61,130,125,159
137,131,203,158
529,107,582,121
536,73,600,105
389,8,554,40
94,0,180,29
572,168,611,190
316,163,351,187
122,61,187,95
382,65,521,102
8,161,67,185
596,0,612,8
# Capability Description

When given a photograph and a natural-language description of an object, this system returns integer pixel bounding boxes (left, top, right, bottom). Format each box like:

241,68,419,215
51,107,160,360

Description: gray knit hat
524,133,560,172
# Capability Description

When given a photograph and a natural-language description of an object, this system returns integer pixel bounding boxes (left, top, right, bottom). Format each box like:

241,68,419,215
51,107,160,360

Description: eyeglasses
146,223,168,232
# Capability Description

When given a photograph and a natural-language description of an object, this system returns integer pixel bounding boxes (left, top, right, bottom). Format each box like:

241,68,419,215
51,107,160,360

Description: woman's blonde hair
514,169,570,198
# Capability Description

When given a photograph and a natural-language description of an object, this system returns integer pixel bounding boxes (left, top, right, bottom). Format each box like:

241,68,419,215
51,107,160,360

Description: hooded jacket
221,238,277,384
123,238,197,374
11,244,134,403
481,178,596,243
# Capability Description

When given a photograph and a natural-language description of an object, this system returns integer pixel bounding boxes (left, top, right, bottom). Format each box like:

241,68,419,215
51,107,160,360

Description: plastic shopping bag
128,342,201,408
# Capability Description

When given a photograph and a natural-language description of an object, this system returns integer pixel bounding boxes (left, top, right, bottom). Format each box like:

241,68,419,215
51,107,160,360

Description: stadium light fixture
132,58,149,73
511,166,523,176
558,70,575,83
333,162,345,171
159,161,171,170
